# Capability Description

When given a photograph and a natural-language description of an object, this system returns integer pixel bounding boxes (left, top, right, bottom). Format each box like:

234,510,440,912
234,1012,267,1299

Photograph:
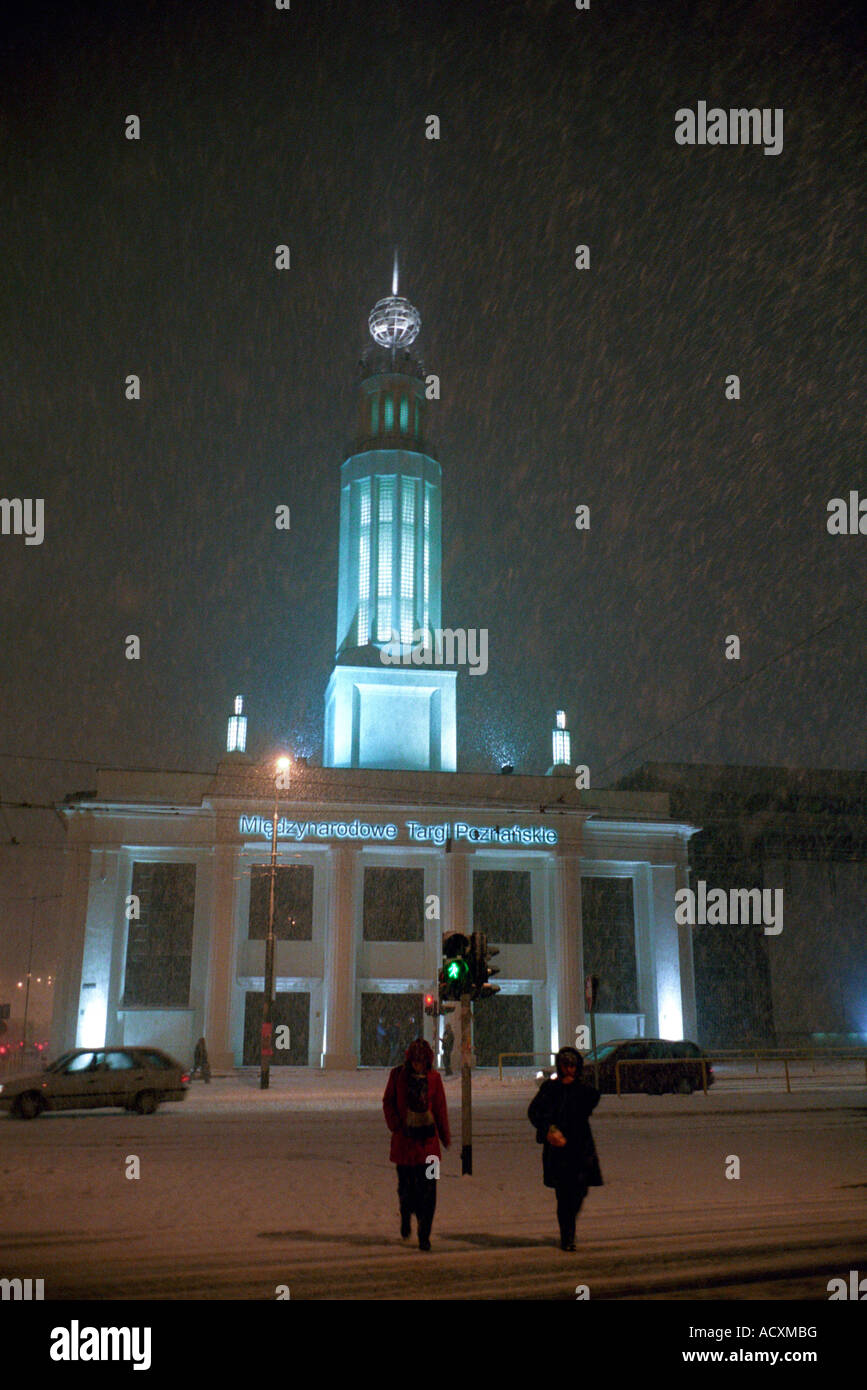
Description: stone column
321,845,358,1069
205,842,238,1070
552,851,583,1052
675,850,698,1039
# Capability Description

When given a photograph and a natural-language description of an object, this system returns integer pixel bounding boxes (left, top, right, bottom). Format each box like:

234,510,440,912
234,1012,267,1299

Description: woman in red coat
382,1037,451,1250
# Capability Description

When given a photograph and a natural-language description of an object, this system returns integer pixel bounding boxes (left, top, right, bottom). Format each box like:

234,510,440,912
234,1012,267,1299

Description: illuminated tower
227,695,247,753
323,260,456,770
548,709,572,775
552,710,571,767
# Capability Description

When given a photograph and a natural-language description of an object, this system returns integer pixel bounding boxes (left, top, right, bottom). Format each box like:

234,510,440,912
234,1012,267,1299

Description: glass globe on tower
367,251,421,352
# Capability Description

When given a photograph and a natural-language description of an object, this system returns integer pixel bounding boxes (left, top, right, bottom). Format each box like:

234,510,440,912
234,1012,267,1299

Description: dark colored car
583,1038,714,1094
0,1046,189,1119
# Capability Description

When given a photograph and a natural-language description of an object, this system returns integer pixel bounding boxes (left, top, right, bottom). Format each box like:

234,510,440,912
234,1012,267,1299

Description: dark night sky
0,0,864,981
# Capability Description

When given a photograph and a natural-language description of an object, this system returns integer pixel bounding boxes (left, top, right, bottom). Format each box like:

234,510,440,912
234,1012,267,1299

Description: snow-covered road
2,1073,865,1300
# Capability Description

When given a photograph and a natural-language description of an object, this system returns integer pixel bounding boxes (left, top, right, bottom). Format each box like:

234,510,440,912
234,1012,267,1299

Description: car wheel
134,1091,159,1115
676,1076,693,1095
14,1091,45,1120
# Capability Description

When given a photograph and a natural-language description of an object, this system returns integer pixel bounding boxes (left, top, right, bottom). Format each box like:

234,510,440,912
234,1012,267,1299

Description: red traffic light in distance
424,992,438,1016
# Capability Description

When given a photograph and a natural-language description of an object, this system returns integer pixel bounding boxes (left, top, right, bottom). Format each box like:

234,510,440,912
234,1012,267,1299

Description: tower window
423,485,432,631
377,478,394,642
370,395,379,434
400,478,416,642
384,394,394,431
357,478,371,644
414,402,420,438
399,397,409,433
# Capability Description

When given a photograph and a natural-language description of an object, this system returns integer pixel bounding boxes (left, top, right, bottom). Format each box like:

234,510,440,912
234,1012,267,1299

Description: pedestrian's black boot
418,1238,431,1251
400,1212,412,1239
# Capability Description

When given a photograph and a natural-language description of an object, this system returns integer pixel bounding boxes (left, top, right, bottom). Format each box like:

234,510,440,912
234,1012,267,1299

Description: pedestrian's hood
404,1038,434,1071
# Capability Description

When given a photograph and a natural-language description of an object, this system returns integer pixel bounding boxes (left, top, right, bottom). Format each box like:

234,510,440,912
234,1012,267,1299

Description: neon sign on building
238,815,558,846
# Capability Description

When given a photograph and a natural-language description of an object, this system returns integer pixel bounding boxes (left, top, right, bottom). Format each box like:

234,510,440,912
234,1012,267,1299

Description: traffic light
470,931,500,1000
424,992,438,1017
442,931,472,1000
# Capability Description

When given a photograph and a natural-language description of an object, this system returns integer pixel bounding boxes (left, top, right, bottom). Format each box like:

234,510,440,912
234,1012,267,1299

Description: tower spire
392,248,399,297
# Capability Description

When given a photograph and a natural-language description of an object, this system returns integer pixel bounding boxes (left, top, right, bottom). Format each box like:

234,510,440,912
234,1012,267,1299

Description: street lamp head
275,756,290,773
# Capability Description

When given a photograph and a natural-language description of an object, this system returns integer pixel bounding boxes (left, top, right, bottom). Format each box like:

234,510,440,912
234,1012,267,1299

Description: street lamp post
261,756,290,1090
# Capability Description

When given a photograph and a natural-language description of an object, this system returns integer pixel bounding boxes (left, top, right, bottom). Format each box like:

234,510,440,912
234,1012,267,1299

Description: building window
384,394,394,431
472,869,532,945
370,394,379,434
414,401,420,438
363,866,424,941
581,877,638,1012
473,993,534,1068
399,397,409,432
123,862,196,1007
248,865,313,940
243,991,309,1066
361,991,423,1066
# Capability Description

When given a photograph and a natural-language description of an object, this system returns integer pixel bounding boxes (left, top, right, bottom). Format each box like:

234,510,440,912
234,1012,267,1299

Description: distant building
616,763,867,1049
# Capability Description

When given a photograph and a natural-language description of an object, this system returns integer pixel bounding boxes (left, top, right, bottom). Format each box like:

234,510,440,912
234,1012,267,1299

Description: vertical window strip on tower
370,394,379,435
400,478,416,642
357,478,371,644
400,397,409,433
384,394,394,431
377,478,393,642
423,485,431,631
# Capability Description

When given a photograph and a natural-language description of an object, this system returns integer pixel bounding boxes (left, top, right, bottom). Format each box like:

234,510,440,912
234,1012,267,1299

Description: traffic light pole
460,990,472,1175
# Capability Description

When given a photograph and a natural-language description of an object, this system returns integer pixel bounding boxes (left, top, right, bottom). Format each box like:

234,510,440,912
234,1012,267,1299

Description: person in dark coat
441,1021,455,1076
192,1036,211,1083
382,1037,451,1251
376,1015,389,1065
527,1046,602,1250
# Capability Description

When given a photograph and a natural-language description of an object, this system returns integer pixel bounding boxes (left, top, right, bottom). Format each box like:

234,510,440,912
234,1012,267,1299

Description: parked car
582,1038,714,1094
0,1046,189,1119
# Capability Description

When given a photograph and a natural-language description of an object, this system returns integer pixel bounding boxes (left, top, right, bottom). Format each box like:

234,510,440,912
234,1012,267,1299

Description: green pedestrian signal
442,932,472,1000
